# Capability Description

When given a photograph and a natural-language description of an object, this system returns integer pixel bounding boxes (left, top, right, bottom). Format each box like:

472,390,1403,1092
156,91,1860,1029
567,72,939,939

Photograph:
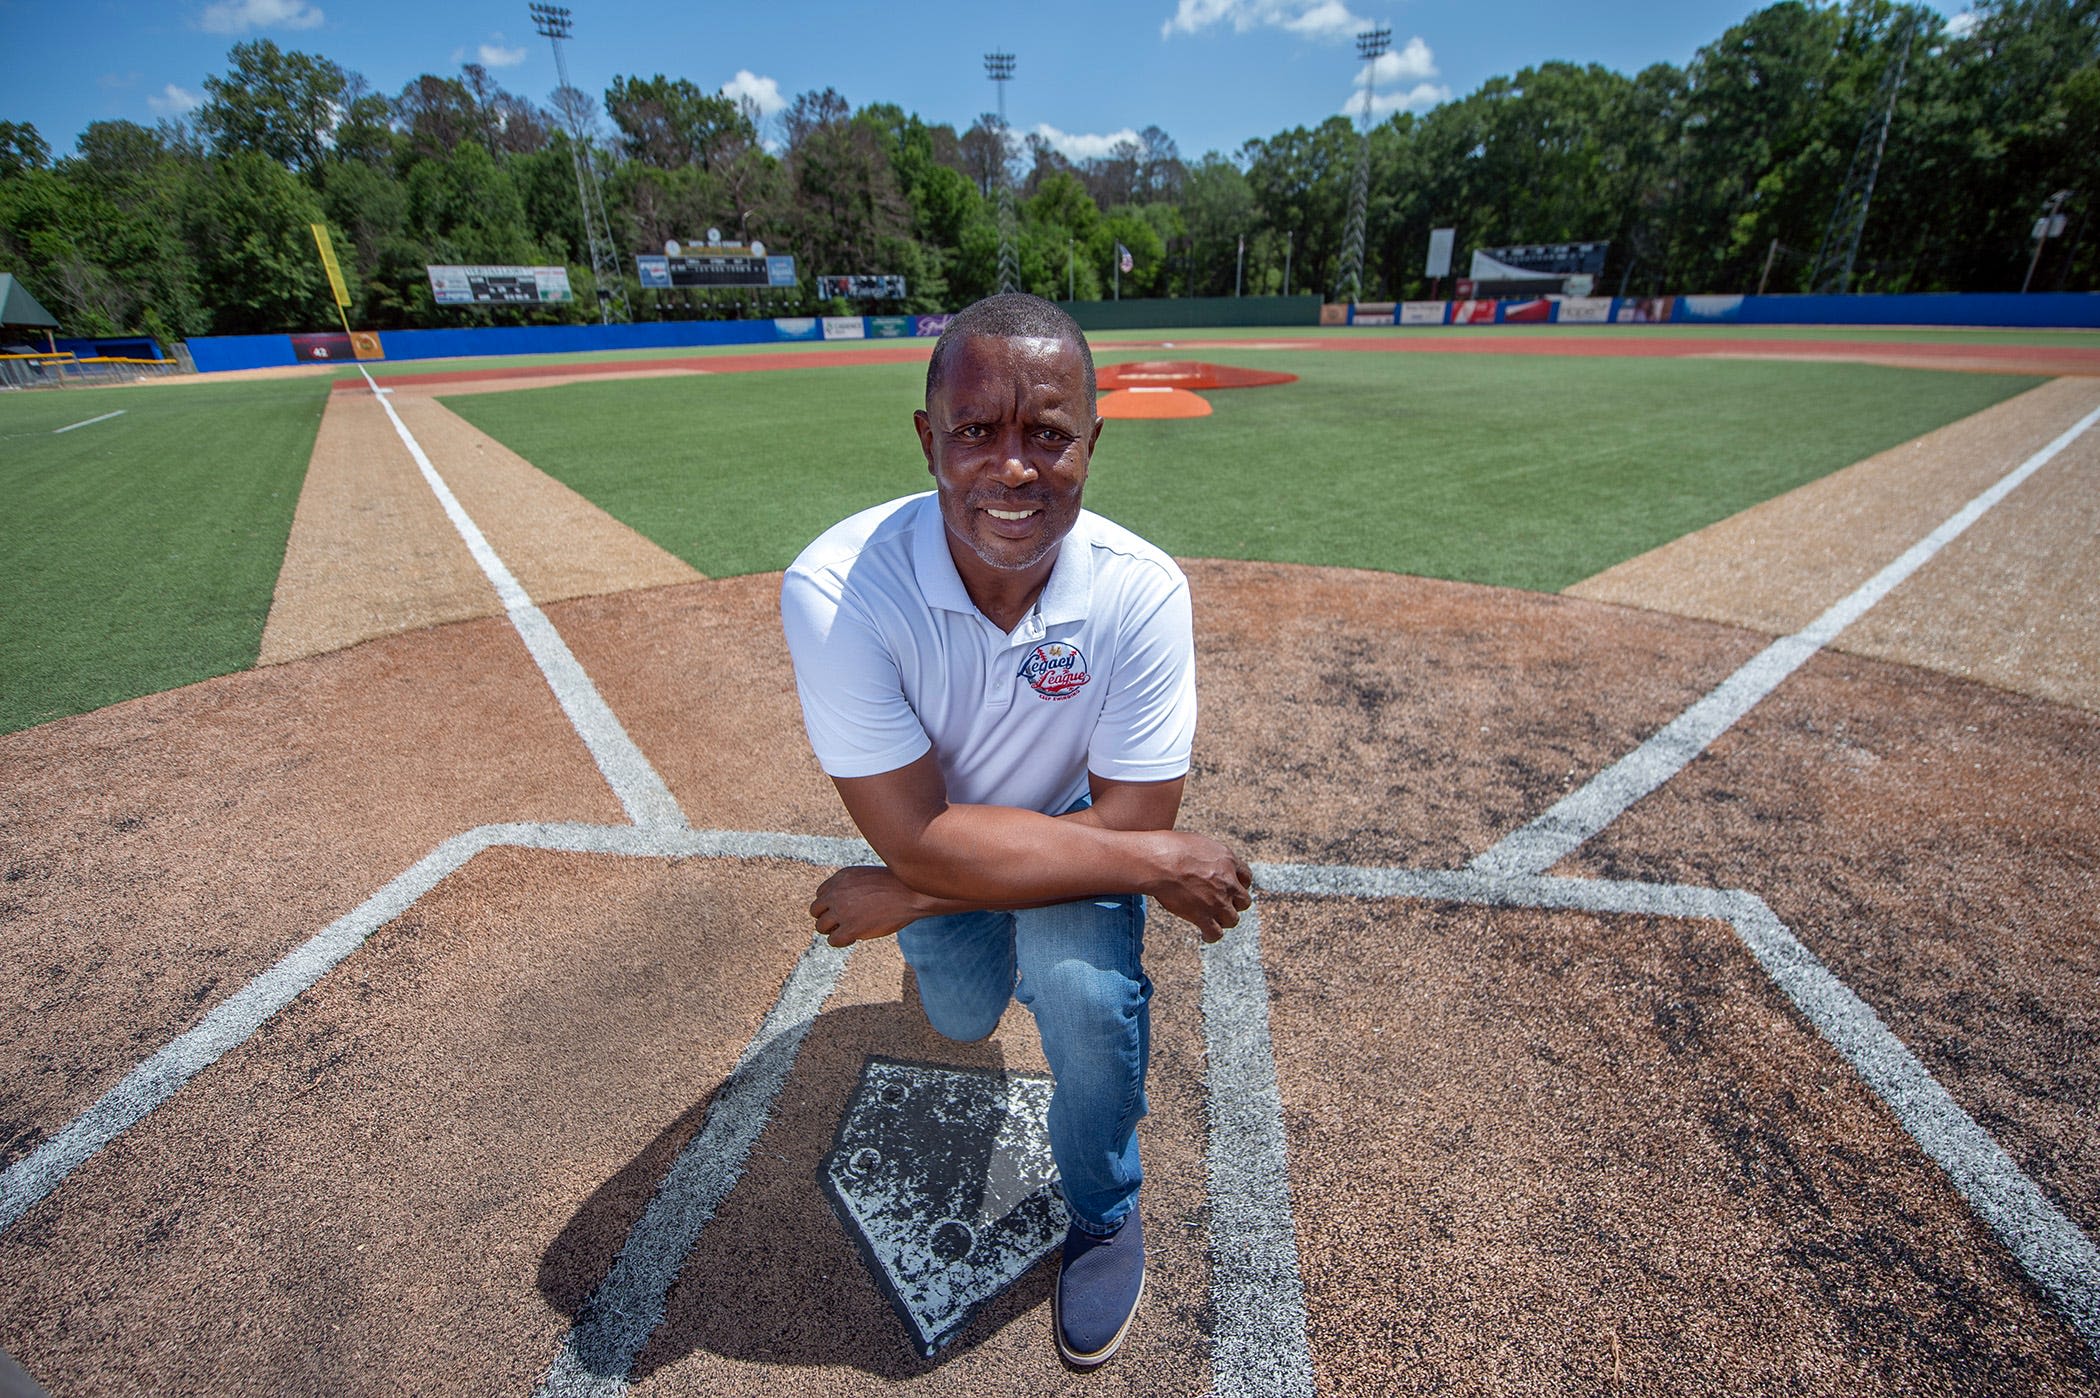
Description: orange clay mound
1097,359,1298,391
1099,386,1214,419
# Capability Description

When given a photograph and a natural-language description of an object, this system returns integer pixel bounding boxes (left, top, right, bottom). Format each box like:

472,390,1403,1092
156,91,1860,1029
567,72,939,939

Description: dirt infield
5,339,2100,1394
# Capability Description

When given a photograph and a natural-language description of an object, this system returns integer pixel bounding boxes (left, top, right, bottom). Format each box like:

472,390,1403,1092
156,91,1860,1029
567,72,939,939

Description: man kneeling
779,293,1251,1365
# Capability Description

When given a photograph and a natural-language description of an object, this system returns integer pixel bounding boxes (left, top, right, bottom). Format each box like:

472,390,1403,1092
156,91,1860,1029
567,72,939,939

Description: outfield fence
0,352,184,389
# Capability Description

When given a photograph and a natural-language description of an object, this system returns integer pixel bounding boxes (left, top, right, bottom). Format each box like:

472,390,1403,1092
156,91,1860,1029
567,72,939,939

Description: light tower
1809,14,1914,295
985,51,1020,294
529,2,629,322
1334,25,1390,304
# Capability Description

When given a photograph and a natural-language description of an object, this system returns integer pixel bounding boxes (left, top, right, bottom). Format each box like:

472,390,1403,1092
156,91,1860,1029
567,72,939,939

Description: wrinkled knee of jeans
920,998,1006,1044
1018,958,1148,1030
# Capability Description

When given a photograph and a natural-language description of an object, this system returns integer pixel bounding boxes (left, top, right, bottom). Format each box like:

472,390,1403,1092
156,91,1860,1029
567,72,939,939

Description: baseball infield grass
0,379,327,734
444,352,2040,589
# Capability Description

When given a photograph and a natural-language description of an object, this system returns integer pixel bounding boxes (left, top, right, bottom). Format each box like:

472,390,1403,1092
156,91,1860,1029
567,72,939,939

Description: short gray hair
925,292,1096,414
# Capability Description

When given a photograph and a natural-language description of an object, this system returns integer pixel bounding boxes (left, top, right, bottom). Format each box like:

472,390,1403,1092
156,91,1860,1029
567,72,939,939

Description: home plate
1098,386,1212,419
820,1057,1066,1356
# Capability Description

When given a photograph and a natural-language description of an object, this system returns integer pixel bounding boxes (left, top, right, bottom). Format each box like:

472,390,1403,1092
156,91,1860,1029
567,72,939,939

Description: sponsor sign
1678,294,1746,323
866,316,913,338
767,256,799,287
773,317,821,340
1450,299,1498,324
822,316,867,340
1556,296,1612,324
290,331,354,363
1502,297,1553,323
1320,303,1349,326
1352,300,1395,326
1615,296,1675,324
913,314,953,337
1471,241,1609,280
427,264,572,305
349,330,384,360
1400,301,1447,325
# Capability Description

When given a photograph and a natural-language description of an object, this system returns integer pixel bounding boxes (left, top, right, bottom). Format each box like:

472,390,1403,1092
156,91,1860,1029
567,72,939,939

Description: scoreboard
427,265,573,306
636,253,800,289
818,274,908,300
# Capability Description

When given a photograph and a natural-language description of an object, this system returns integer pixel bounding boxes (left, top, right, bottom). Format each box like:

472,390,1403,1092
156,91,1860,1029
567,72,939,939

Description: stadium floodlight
985,52,1020,293
531,2,629,323
1334,26,1391,304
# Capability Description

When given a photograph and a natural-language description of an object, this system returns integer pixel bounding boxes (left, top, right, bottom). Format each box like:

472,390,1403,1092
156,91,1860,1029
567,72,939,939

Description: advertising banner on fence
290,331,354,362
913,314,953,337
428,265,573,305
1320,303,1349,325
1677,294,1746,323
822,316,867,340
865,316,913,338
1556,297,1613,323
1450,299,1498,324
1615,296,1675,323
1502,298,1553,323
773,317,820,340
1353,301,1396,326
1400,301,1446,325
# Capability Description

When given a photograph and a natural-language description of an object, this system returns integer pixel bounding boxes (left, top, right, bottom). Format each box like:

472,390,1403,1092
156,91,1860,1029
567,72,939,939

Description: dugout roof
0,273,60,329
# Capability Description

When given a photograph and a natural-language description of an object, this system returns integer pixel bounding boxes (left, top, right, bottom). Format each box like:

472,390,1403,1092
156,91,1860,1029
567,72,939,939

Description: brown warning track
5,342,2100,1393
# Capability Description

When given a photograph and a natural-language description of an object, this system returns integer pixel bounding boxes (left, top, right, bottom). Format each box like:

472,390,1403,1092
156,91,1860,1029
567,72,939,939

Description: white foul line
53,410,125,434
1471,401,2100,879
355,365,686,830
1200,905,1317,1398
0,824,871,1234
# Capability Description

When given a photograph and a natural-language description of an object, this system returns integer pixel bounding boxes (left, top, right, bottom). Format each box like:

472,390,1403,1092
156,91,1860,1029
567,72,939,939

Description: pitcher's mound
1100,386,1213,419
1099,360,1298,391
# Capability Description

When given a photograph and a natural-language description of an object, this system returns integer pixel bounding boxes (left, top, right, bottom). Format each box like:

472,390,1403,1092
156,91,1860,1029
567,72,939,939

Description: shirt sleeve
1088,563,1196,783
780,564,934,780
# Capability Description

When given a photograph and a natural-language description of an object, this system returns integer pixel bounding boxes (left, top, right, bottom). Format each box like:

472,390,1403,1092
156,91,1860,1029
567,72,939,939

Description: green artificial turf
447,351,2040,591
0,380,327,733
444,362,940,578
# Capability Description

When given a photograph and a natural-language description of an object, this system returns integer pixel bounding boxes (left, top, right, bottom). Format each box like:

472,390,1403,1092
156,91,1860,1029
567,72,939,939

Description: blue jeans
897,892,1151,1234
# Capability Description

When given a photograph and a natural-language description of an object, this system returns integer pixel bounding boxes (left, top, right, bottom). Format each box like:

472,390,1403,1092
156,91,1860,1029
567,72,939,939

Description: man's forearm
882,803,1176,908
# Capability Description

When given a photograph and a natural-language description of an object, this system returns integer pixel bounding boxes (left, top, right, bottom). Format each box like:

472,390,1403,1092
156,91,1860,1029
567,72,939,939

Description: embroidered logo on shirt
1018,642,1091,701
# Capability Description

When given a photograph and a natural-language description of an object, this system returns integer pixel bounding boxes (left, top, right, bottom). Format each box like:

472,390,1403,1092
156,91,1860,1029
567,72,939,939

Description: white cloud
479,37,527,68
198,0,324,35
148,83,203,115
1944,9,1981,38
1338,36,1448,117
1033,123,1144,162
1161,0,1374,41
721,69,786,116
1367,81,1450,116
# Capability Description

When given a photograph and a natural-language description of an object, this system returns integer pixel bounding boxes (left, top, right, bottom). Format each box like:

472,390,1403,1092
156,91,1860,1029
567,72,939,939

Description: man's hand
809,865,932,948
1139,831,1253,943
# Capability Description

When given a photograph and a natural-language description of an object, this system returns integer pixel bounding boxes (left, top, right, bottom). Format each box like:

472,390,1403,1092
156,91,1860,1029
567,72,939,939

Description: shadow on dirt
538,967,1060,1380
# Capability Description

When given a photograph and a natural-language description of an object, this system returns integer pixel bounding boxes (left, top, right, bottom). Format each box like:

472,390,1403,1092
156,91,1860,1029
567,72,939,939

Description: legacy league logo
1018,642,1091,701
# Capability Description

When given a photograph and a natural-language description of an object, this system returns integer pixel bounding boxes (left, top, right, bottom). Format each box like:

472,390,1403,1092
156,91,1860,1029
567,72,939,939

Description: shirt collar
911,493,1096,631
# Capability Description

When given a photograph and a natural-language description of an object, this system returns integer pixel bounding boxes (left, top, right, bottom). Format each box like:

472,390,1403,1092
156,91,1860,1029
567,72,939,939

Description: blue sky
5,0,1973,163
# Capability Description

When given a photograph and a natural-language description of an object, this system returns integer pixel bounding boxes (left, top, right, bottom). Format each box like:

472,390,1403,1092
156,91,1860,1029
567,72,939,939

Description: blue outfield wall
1727,292,2100,328
182,291,2100,370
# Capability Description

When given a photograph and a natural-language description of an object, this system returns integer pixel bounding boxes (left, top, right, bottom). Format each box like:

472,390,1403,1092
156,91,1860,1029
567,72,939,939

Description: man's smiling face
916,332,1104,586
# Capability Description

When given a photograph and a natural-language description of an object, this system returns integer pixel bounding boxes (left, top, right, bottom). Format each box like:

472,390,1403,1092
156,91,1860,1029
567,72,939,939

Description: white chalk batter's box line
3,822,2095,1391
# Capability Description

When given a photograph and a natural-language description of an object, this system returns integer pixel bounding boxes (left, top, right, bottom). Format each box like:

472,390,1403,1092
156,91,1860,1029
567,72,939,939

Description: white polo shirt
779,492,1195,816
